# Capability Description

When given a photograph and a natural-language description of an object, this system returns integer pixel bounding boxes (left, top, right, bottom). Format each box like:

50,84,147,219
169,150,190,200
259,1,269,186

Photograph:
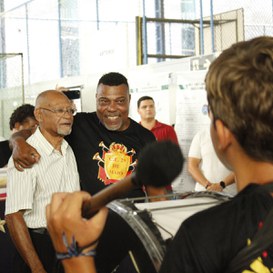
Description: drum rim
108,200,166,272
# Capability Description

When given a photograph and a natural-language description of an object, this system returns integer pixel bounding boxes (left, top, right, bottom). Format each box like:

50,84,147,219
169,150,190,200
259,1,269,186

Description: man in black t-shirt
67,112,155,197
44,37,273,273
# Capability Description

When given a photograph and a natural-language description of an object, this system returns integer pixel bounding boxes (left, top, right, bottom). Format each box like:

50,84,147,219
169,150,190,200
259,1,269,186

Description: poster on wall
173,70,210,192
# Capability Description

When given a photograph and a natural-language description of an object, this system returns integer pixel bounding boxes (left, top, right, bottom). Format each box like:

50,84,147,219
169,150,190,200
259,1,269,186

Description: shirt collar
34,127,68,156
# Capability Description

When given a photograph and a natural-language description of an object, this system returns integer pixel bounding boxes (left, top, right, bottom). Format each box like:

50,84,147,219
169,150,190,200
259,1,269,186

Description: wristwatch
220,181,226,189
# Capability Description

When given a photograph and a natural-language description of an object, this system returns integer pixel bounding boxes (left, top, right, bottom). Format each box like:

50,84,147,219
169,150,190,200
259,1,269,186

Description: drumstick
82,140,184,219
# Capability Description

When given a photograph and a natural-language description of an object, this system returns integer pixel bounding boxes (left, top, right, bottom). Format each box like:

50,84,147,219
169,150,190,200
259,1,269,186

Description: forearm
190,170,210,187
5,212,45,272
62,257,97,273
188,160,210,188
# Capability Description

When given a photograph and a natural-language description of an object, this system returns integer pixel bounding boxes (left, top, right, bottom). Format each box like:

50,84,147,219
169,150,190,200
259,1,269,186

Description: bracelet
205,183,209,189
56,232,97,260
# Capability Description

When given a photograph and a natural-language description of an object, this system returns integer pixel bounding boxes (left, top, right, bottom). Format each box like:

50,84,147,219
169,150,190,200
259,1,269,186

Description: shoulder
70,112,100,135
194,128,207,138
74,112,97,123
129,118,156,140
163,186,273,273
190,128,209,145
156,120,173,129
26,129,40,144
184,184,273,235
128,118,155,135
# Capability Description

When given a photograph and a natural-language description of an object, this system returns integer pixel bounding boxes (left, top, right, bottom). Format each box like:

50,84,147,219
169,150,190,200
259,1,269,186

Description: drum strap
225,182,273,273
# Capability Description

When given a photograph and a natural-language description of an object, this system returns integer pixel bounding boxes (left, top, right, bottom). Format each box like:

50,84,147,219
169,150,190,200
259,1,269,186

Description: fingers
46,191,92,228
46,191,108,253
14,161,25,171
87,206,108,232
56,191,92,220
207,184,222,192
13,152,40,171
31,151,41,162
12,141,41,171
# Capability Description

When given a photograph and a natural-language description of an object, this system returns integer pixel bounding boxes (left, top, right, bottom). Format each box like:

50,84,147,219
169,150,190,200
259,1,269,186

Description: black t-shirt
66,112,156,197
159,183,273,273
0,140,11,168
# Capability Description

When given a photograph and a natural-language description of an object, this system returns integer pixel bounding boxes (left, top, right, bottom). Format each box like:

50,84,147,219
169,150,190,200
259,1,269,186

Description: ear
13,122,21,131
34,108,42,123
128,94,131,103
214,119,232,151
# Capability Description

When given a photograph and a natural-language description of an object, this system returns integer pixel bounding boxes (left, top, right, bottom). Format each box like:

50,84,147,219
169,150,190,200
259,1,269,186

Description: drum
108,191,231,273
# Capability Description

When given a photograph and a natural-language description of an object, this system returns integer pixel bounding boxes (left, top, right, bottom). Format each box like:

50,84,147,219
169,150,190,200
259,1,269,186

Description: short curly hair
97,72,129,90
206,36,273,162
9,104,35,130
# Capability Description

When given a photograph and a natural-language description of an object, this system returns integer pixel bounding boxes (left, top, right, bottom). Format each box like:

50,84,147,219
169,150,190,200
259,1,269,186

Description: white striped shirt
5,128,80,228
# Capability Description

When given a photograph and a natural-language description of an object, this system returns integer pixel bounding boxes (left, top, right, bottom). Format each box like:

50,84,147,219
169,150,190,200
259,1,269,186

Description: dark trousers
0,200,16,273
12,229,64,273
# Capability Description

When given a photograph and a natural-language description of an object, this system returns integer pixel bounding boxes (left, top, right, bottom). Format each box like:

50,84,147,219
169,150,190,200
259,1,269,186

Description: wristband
205,183,209,189
56,232,97,260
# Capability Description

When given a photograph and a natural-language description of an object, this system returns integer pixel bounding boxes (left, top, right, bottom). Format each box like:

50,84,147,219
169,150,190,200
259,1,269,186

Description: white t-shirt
188,127,237,196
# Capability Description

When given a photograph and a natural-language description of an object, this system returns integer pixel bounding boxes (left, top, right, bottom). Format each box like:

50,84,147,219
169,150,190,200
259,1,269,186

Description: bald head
34,90,75,138
35,90,72,109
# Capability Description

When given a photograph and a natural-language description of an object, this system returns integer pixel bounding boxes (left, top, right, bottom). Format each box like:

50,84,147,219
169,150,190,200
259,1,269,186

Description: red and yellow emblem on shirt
93,141,136,185
242,222,273,273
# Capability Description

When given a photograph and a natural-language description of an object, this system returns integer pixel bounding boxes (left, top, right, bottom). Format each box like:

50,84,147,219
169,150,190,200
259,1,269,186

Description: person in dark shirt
0,104,37,168
47,36,273,273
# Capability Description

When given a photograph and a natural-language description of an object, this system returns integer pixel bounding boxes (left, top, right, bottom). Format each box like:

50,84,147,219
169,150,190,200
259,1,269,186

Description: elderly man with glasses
5,90,80,273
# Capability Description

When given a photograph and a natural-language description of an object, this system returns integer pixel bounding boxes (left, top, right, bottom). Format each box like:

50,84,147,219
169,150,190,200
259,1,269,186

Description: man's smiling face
96,83,131,131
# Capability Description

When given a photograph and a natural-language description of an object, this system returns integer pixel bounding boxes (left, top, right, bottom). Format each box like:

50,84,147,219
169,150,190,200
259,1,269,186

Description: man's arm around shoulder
9,129,40,171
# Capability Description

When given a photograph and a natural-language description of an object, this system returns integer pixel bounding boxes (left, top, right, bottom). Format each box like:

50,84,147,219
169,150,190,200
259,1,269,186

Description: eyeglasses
40,107,77,117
